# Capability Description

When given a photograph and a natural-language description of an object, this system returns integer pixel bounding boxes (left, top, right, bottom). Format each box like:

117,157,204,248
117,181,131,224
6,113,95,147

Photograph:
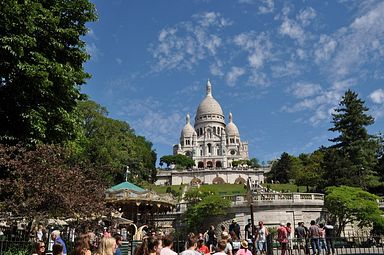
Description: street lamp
125,166,130,182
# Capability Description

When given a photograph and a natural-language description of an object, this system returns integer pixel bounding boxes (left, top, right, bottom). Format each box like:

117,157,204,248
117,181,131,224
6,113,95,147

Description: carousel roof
107,181,146,193
105,182,176,207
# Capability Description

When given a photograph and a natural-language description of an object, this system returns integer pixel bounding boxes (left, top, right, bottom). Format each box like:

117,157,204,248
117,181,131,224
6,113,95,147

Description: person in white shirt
160,235,177,255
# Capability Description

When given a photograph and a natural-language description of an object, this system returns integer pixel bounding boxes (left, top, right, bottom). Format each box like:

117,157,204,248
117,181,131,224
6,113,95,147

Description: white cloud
248,72,269,87
279,18,305,43
234,32,273,70
258,0,274,14
85,43,101,61
271,61,301,78
314,35,337,63
297,7,317,26
226,67,245,86
369,88,384,104
116,58,123,64
118,98,184,145
287,82,322,98
150,12,231,72
328,2,384,79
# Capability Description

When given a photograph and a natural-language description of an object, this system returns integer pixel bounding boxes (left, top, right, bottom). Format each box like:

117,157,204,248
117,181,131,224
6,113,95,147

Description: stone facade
156,168,265,186
173,80,248,168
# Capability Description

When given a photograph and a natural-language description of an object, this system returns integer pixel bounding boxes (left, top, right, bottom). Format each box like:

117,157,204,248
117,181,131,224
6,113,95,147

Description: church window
213,126,216,134
217,128,220,134
200,149,203,156
196,129,199,136
230,138,235,143
200,128,203,135
207,143,211,153
230,150,236,155
186,139,190,145
236,139,240,143
217,149,220,155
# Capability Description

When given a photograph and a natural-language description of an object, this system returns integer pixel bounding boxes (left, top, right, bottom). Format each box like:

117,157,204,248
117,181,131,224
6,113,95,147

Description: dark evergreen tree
327,90,379,189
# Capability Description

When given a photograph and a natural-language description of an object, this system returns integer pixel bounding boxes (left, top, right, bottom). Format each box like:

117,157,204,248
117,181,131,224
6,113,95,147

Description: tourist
180,236,200,255
95,237,117,255
32,241,46,255
277,223,288,255
286,222,293,255
244,219,255,241
308,220,320,255
256,221,269,255
197,237,210,254
318,223,327,251
324,221,335,255
229,219,241,240
160,235,177,255
235,240,252,255
135,236,162,255
294,222,306,254
206,225,217,252
51,230,67,255
221,231,233,255
73,234,92,255
114,234,123,255
52,243,64,255
214,240,228,255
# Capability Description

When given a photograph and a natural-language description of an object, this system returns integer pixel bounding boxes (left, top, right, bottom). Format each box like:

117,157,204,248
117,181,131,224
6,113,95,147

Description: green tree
295,150,325,191
184,194,231,232
327,90,379,189
266,152,294,183
325,186,382,236
0,0,96,145
159,154,195,169
73,100,156,185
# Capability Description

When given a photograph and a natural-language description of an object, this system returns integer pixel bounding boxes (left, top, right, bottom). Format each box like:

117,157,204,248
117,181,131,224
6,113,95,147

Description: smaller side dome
181,113,197,137
226,112,240,136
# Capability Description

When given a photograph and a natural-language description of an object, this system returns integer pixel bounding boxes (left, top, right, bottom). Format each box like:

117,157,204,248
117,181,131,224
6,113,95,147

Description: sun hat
241,240,248,249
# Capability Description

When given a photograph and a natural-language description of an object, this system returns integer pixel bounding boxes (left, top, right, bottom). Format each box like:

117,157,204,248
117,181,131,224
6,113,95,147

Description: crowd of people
27,219,337,255
277,220,335,255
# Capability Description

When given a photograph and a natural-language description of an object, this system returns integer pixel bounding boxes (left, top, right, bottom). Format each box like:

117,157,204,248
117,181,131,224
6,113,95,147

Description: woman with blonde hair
95,237,117,255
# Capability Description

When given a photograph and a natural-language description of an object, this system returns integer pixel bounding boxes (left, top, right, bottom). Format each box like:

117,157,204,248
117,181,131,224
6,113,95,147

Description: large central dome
195,80,224,123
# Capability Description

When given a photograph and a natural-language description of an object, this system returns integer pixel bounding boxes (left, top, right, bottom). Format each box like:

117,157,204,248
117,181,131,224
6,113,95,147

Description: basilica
155,80,265,186
173,80,249,168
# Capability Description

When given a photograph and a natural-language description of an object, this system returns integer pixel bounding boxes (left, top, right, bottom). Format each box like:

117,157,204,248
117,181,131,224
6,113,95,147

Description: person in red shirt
277,223,288,255
197,238,210,254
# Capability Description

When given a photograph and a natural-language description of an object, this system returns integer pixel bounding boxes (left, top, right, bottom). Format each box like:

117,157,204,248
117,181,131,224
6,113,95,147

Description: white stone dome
226,112,239,136
195,80,224,120
181,114,197,137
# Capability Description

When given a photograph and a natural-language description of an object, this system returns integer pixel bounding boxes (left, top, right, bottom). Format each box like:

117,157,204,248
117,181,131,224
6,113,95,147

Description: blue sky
83,0,384,164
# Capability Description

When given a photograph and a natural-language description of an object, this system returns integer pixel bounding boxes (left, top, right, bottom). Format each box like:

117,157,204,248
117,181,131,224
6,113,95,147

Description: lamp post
247,177,257,255
125,166,130,182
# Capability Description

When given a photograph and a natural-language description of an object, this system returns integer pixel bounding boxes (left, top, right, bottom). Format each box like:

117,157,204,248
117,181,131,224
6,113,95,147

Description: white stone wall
156,169,265,186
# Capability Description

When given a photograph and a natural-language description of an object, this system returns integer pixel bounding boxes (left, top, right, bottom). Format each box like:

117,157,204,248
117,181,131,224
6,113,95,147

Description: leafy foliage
232,158,261,168
184,194,231,232
72,100,157,185
266,152,294,183
0,0,96,145
324,186,382,236
0,144,106,219
159,154,195,169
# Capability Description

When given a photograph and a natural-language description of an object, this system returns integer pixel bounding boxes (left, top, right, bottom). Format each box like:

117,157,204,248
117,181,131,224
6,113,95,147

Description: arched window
200,128,203,135
207,143,211,153
213,126,216,134
218,128,220,135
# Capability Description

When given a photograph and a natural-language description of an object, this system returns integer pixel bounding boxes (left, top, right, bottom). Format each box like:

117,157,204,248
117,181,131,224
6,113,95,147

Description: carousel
105,180,176,237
